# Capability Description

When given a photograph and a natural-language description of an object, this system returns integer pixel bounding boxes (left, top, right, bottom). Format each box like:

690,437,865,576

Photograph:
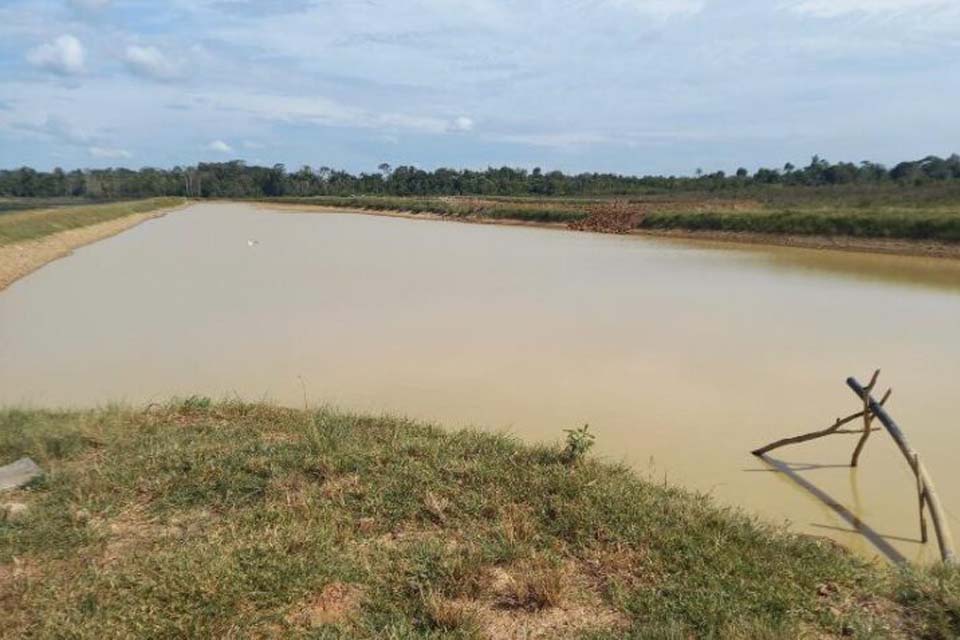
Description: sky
0,0,957,176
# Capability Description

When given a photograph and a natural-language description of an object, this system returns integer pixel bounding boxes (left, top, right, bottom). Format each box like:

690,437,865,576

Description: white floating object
247,239,259,247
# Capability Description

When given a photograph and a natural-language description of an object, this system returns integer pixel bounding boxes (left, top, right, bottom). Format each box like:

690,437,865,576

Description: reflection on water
644,234,960,294
742,243,960,294
1,203,959,563
754,456,907,564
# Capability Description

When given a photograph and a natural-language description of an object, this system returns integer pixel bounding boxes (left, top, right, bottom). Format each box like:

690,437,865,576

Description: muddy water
3,202,960,563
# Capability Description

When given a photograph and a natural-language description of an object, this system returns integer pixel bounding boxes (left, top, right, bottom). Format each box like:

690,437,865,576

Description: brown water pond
3,202,960,563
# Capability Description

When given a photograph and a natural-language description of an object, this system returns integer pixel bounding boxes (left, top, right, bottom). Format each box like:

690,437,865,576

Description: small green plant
179,395,212,413
562,424,595,464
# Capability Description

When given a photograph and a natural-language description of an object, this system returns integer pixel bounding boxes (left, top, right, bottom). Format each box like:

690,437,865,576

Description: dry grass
490,559,567,611
422,559,629,639
424,593,483,634
286,582,364,628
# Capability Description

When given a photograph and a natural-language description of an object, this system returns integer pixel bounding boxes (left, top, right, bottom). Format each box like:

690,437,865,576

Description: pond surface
3,202,960,563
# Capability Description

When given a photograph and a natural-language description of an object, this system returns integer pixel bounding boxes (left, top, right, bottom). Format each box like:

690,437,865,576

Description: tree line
2,154,959,199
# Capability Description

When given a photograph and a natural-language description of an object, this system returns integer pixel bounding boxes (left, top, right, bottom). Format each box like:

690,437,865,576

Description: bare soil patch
427,559,630,639
286,582,364,628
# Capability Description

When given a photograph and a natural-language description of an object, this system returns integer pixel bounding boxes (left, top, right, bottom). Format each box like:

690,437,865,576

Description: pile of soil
568,201,644,234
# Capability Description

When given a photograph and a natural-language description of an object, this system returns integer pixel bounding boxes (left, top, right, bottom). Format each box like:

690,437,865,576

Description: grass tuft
493,557,567,611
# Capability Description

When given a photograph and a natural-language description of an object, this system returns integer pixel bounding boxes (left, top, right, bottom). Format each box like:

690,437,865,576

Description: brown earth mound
568,200,644,234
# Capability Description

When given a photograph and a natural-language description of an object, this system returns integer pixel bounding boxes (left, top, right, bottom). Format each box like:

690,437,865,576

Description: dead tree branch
751,410,868,456
750,370,955,565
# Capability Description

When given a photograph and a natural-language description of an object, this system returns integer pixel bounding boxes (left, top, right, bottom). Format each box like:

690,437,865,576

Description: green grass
2,402,958,638
0,198,114,215
639,208,960,242
0,198,186,247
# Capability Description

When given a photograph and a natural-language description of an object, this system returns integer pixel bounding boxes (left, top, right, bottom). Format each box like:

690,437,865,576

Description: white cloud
69,0,112,11
607,0,705,17
788,0,954,17
208,139,233,152
124,45,181,81
4,1,960,173
18,114,132,159
26,35,86,76
23,115,92,145
195,90,460,135
450,116,474,132
496,132,612,148
89,146,131,158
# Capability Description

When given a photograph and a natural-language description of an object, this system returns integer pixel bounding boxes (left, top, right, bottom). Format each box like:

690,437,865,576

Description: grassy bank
4,192,957,246
262,196,589,225
0,198,115,215
641,208,960,242
261,193,960,245
2,402,958,638
0,198,185,247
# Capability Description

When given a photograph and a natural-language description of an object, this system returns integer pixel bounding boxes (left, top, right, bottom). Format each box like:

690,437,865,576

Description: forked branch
750,371,955,565
750,410,868,456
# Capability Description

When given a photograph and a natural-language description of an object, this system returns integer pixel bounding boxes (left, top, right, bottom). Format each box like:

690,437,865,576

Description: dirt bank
262,202,960,260
0,203,186,291
630,228,960,260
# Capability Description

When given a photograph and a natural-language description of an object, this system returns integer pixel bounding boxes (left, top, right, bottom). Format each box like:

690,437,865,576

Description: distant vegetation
3,155,959,246
2,402,958,637
2,154,960,199
641,208,960,243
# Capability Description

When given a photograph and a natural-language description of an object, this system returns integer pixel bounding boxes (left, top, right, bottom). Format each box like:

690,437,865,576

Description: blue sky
0,0,957,175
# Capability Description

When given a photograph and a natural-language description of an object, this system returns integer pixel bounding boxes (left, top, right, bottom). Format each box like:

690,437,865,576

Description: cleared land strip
0,198,186,290
261,199,960,260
